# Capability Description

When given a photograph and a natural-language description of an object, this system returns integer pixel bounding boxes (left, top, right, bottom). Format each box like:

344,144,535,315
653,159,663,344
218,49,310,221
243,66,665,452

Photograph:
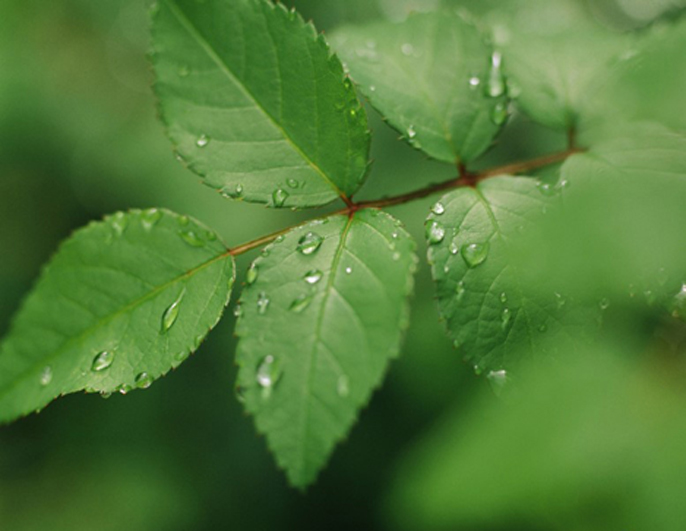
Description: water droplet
391,231,399,239
431,202,445,215
473,364,483,376
235,184,244,196
343,77,352,90
256,355,282,390
304,269,323,285
345,267,352,274
135,372,153,389
233,303,242,318
272,188,289,207
671,284,686,319
257,291,270,315
337,375,350,397
173,351,189,368
349,108,358,118
485,51,506,98
461,242,490,268
290,294,313,313
491,102,509,125
40,366,53,386
426,221,446,244
501,308,512,330
246,263,258,285
487,370,508,395
100,391,112,400
468,76,481,89
555,292,567,310
449,242,459,255
453,339,462,350
286,178,299,189
91,351,115,372
456,281,466,302
178,215,190,226
161,290,185,332
178,230,205,247
369,85,376,92
111,212,128,236
117,384,132,395
297,232,324,255
407,125,417,139
141,209,162,230
393,252,401,261
401,43,415,56
537,181,558,197
196,134,210,148
499,292,508,304
599,298,610,311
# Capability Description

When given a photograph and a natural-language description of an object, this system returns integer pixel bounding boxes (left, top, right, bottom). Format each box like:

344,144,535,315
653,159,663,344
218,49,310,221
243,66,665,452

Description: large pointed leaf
331,11,508,164
235,210,417,487
426,177,597,376
0,210,235,423
152,0,370,208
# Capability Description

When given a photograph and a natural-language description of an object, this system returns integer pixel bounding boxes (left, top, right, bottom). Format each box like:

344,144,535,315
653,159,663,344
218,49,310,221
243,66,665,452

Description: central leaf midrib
164,0,348,200
295,214,355,481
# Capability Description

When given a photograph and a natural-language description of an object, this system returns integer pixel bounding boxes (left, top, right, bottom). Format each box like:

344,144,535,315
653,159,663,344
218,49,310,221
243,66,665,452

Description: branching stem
228,147,581,257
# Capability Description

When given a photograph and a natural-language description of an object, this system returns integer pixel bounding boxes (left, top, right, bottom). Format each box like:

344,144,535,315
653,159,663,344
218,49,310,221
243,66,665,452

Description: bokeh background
1,0,685,529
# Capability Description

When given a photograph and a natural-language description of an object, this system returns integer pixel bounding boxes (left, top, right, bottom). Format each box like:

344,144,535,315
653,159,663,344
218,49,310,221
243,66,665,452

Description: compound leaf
0,210,235,423
331,11,508,164
235,210,417,487
152,0,370,208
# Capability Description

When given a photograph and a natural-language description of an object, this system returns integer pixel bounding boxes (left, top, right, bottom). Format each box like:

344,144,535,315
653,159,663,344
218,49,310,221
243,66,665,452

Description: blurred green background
1,0,685,530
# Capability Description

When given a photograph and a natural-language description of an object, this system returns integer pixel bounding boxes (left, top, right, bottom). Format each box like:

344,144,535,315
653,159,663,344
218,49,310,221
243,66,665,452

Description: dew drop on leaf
671,284,686,319
461,242,490,268
599,298,610,311
501,308,512,330
272,188,289,207
401,43,415,56
286,178,299,189
290,294,313,313
337,375,350,398
257,291,270,315
491,102,509,125
431,202,445,215
196,134,210,148
304,269,323,285
178,230,205,247
111,212,128,237
39,366,53,386
500,292,508,304
141,209,162,230
178,215,190,227
485,51,506,98
426,221,446,244
135,372,153,389
345,267,353,275
246,263,258,285
256,355,282,390
456,281,466,302
91,351,115,372
297,232,324,255
487,370,508,396
161,290,185,333
407,125,417,139
449,242,459,255
468,76,481,89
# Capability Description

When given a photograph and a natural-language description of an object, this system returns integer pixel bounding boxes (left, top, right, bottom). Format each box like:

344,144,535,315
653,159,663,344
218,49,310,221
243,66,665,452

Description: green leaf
151,0,370,208
537,123,686,304
235,210,417,487
426,177,597,375
583,17,686,134
497,21,631,130
331,11,508,164
0,209,235,423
